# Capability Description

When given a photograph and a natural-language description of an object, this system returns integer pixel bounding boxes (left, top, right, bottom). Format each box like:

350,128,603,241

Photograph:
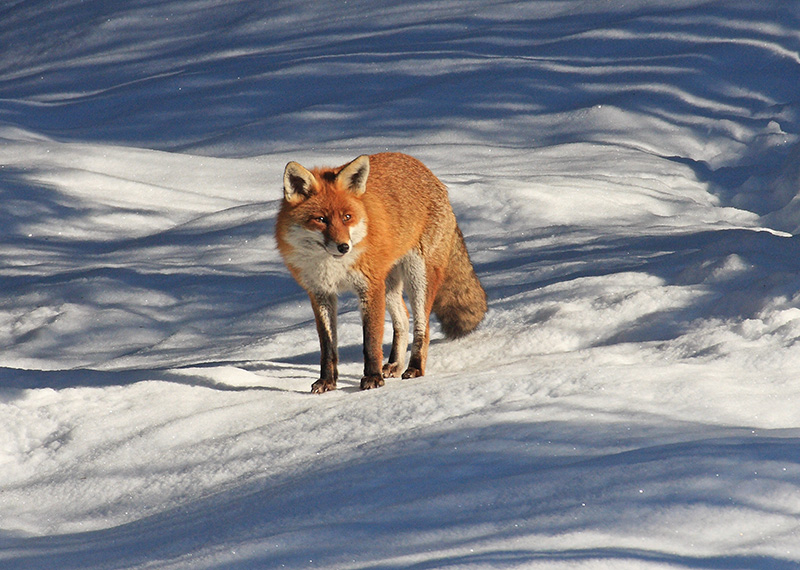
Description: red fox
275,152,487,393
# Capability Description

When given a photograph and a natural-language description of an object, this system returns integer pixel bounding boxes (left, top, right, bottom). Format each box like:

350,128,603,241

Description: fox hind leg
383,266,409,378
402,254,443,379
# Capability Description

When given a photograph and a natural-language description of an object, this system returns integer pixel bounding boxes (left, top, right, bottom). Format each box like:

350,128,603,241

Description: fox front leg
309,292,338,393
358,281,387,390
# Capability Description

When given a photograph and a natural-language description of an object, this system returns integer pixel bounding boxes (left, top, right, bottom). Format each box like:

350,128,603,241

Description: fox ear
283,161,315,204
337,155,370,196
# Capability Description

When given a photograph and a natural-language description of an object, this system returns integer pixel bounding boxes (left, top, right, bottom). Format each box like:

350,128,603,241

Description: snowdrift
1,1,799,568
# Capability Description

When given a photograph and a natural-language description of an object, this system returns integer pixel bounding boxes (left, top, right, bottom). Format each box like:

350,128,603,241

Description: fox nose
337,243,350,254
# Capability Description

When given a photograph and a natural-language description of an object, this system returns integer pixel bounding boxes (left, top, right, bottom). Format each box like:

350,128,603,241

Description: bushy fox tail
433,226,487,338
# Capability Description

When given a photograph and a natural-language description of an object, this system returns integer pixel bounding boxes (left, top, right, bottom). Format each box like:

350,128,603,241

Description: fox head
281,155,369,258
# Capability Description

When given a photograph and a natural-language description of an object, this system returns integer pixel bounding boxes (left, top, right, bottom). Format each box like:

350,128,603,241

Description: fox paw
360,375,386,390
401,367,424,379
382,362,402,378
311,379,336,394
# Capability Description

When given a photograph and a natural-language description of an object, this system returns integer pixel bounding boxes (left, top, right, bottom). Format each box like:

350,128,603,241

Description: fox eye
312,216,328,225
343,214,352,222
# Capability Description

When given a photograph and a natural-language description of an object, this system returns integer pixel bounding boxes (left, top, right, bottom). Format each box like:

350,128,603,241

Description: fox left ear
337,155,370,196
283,161,316,204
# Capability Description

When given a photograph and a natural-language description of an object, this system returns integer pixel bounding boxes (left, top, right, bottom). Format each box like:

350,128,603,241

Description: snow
1,0,800,568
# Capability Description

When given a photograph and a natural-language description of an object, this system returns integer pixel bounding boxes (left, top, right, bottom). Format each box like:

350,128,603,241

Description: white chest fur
283,225,366,294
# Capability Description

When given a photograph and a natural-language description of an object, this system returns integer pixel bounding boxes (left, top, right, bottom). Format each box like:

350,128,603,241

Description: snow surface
2,1,800,568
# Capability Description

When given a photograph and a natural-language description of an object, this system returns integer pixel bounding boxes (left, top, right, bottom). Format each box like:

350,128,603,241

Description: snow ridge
1,1,799,569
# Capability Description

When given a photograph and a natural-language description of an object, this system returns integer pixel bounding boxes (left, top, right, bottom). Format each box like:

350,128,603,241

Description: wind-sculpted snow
1,1,799,569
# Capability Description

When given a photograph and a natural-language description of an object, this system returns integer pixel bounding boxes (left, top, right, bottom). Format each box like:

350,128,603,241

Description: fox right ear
283,161,315,204
336,155,370,196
